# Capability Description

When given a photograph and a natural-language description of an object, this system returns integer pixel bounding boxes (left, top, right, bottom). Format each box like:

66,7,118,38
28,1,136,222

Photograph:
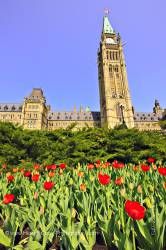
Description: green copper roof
103,16,114,34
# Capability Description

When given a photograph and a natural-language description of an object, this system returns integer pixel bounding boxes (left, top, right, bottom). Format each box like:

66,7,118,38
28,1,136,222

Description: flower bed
0,159,166,250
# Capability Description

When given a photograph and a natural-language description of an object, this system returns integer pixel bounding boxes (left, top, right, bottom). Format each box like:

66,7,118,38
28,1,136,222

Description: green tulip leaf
0,228,11,247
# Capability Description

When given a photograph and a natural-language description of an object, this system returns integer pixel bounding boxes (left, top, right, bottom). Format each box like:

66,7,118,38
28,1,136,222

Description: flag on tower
104,9,110,16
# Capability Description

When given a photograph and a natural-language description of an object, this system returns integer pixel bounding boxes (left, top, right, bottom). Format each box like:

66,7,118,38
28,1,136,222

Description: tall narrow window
106,51,109,60
109,64,113,72
114,65,119,72
116,52,119,60
110,52,113,60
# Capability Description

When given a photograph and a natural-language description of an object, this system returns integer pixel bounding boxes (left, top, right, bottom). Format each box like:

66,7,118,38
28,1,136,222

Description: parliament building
0,15,165,131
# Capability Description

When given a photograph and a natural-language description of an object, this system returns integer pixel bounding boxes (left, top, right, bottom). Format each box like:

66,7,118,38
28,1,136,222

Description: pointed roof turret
29,88,44,100
103,14,114,34
27,88,46,103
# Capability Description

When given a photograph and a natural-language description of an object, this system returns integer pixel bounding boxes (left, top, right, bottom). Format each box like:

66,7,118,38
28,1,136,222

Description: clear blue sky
0,0,165,112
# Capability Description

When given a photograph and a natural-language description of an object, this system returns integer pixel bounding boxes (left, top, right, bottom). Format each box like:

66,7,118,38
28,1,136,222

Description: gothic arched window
115,52,119,60
114,65,119,72
110,52,113,60
116,103,124,122
106,51,109,60
109,65,113,72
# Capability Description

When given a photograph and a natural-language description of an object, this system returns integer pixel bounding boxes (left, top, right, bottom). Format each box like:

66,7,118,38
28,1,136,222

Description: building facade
0,15,165,131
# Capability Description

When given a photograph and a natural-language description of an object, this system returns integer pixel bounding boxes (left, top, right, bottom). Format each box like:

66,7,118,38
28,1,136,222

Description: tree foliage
0,122,166,165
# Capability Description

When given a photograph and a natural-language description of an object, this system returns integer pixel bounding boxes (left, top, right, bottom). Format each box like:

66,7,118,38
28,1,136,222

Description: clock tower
98,14,134,128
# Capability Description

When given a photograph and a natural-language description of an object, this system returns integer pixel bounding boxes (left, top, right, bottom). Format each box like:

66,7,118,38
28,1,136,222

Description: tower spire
98,13,134,129
103,10,114,34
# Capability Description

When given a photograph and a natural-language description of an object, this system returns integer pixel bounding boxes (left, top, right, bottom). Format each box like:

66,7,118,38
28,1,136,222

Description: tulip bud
90,176,95,182
144,197,152,208
40,206,45,215
71,208,77,218
87,216,91,225
20,198,24,206
129,183,134,190
13,168,18,173
126,172,131,177
148,185,154,193
133,166,139,171
80,183,86,192
59,169,63,175
49,171,55,178
120,188,126,197
78,171,84,178
20,168,25,174
69,178,74,185
2,164,7,169
34,192,38,200
137,185,142,193
6,172,11,177
152,165,157,170
80,233,86,241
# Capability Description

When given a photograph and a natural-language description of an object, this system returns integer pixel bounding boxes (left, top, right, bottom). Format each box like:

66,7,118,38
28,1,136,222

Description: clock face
106,38,116,44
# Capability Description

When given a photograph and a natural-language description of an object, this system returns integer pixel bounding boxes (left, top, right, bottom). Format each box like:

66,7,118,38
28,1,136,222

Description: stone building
0,14,165,131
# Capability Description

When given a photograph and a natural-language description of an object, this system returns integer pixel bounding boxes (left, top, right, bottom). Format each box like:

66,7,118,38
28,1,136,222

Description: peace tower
98,14,134,128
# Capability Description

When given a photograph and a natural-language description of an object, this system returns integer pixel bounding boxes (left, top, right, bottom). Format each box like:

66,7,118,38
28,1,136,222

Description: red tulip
87,163,94,170
3,194,15,204
49,171,55,177
2,164,7,169
125,200,146,220
133,166,139,171
115,177,124,186
158,167,166,176
33,164,40,170
43,181,54,190
95,160,101,168
46,165,52,171
98,173,110,185
80,183,86,192
105,162,111,167
7,175,14,182
59,163,66,169
112,160,124,169
24,171,31,177
141,165,150,172
147,157,155,164
31,174,40,182
51,164,57,170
